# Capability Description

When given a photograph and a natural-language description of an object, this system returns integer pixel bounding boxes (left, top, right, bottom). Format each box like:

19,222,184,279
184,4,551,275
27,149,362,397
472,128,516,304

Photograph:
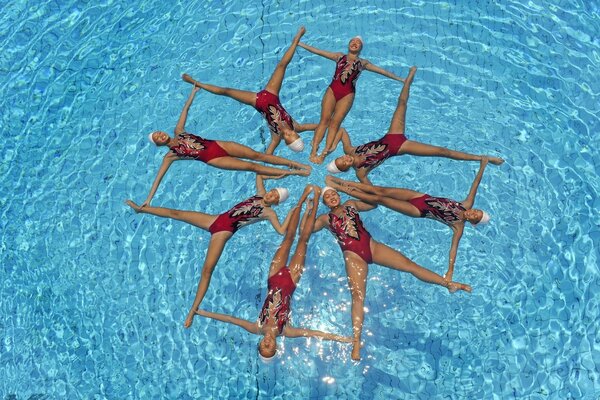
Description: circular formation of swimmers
127,27,503,362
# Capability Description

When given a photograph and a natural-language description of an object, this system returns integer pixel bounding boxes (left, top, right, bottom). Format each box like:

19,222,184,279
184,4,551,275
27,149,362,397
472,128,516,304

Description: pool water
1,0,599,398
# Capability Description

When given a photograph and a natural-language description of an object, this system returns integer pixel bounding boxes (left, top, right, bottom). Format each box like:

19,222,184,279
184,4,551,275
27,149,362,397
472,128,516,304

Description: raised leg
184,233,232,328
388,66,417,134
310,88,337,161
182,74,256,107
344,254,369,361
268,196,305,277
322,94,354,156
126,200,216,230
289,188,320,283
370,240,471,292
208,156,301,177
399,140,482,162
264,27,306,96
217,141,311,174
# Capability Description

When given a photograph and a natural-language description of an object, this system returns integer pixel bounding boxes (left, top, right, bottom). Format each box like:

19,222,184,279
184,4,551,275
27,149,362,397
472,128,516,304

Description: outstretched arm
266,207,291,235
356,169,372,185
265,133,281,155
339,128,354,154
295,122,318,132
364,61,405,82
463,157,489,208
143,154,175,207
298,42,341,61
284,326,352,342
312,214,329,232
195,309,260,334
175,85,201,135
446,225,465,282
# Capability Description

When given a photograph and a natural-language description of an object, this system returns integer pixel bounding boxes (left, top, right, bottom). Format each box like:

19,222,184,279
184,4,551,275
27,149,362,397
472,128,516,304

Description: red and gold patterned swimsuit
329,55,365,101
328,204,373,264
169,132,229,163
254,90,295,137
208,195,267,234
408,195,466,226
258,267,296,334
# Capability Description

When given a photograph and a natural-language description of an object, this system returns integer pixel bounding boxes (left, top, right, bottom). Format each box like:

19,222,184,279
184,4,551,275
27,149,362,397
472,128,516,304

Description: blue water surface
1,0,599,399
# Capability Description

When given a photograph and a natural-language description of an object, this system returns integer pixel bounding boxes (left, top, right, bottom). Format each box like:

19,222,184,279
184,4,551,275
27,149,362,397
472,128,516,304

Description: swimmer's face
348,37,363,53
322,189,340,208
151,131,170,146
463,209,483,225
264,189,280,206
335,155,354,172
258,335,277,359
281,126,300,145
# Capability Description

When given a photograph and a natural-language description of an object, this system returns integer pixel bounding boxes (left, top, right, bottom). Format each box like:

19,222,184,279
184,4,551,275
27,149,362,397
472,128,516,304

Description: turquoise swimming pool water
1,0,599,398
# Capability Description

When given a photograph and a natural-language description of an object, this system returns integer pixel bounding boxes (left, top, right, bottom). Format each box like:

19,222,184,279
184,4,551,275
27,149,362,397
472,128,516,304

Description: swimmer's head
149,131,169,146
328,155,353,174
281,126,303,151
258,334,277,361
349,36,363,53
265,188,289,206
287,138,305,152
322,186,340,208
463,209,490,226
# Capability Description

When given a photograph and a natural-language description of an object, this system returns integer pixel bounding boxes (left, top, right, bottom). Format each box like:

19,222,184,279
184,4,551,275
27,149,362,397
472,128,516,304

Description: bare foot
400,66,417,89
488,156,504,165
447,281,472,293
309,153,320,164
184,309,196,328
314,154,325,165
295,26,306,39
294,168,311,177
125,200,142,213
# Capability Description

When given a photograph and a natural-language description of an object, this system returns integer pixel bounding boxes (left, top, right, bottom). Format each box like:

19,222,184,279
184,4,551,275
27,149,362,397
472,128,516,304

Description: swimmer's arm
195,309,260,334
174,85,201,135
284,326,353,343
446,225,465,282
339,129,354,154
364,61,405,82
347,199,377,212
298,42,341,61
463,157,488,209
267,209,286,235
143,154,176,207
295,122,318,132
312,215,329,232
265,133,281,155
356,170,372,185
255,175,267,196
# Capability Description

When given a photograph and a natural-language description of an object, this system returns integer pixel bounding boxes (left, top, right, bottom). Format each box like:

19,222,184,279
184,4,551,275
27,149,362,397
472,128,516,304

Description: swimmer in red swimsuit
182,27,317,155
195,186,352,359
327,67,504,184
144,84,310,207
313,186,471,361
298,36,406,164
327,157,491,282
126,175,297,328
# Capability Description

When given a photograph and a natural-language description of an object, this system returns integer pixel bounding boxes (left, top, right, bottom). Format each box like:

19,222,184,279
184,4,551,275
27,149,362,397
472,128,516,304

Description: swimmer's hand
125,200,143,213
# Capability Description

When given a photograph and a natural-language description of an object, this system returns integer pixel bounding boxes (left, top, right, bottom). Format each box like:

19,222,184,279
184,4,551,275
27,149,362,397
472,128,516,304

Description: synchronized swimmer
127,26,504,362
182,27,316,155
326,67,503,184
298,35,406,164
